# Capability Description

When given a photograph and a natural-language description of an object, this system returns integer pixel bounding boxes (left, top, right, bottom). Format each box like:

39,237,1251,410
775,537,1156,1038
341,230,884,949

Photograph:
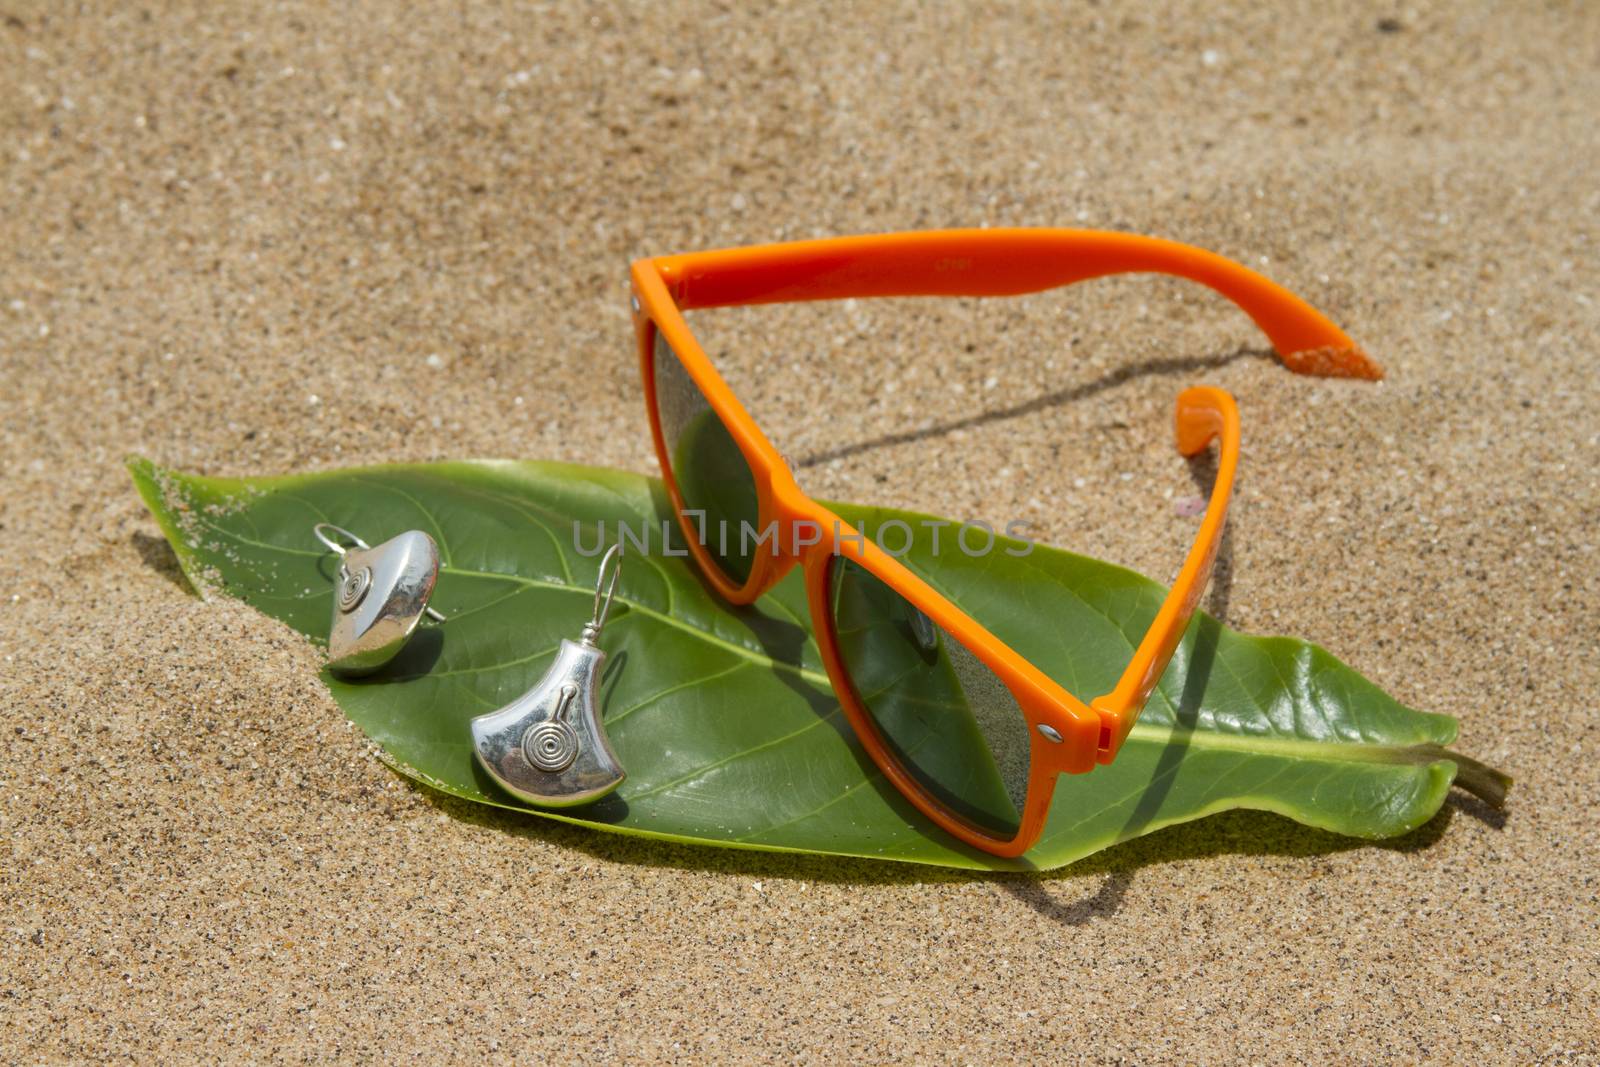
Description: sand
2,1,1597,1061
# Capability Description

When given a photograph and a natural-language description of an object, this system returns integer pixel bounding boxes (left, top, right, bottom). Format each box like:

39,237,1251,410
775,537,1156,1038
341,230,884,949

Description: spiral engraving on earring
524,720,579,772
337,566,372,613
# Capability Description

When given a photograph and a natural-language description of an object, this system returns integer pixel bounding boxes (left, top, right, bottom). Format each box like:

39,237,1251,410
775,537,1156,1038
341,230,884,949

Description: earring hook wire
312,522,370,556
585,543,624,642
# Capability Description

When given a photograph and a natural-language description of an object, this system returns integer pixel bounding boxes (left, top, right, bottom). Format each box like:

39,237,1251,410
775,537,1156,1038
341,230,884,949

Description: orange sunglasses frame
630,228,1379,858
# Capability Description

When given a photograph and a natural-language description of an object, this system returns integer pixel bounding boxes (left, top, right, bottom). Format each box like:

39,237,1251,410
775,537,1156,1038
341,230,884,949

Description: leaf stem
1430,745,1513,808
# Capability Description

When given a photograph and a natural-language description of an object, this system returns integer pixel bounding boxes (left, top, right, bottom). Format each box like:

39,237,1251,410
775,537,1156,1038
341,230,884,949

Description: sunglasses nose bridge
765,473,836,557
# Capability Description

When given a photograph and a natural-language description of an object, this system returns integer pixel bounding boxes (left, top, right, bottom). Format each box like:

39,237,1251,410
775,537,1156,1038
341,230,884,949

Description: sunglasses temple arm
654,229,1381,381
1090,386,1240,763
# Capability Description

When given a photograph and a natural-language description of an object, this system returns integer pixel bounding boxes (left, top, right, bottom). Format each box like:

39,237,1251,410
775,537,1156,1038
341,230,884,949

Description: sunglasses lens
651,328,763,584
827,556,1031,839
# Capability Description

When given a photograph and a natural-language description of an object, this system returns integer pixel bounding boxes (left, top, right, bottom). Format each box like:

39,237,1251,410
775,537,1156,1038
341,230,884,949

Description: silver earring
472,544,626,807
313,523,445,676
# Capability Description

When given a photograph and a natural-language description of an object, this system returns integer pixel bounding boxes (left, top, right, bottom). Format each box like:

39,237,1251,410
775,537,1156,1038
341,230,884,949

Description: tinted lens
651,328,764,584
828,556,1031,838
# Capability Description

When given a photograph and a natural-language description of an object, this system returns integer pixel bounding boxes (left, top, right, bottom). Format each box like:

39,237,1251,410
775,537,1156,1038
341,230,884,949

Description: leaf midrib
1122,724,1446,765
190,501,1445,771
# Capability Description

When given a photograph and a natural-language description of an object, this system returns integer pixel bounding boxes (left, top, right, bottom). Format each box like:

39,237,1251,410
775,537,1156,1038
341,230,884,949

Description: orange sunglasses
630,229,1379,858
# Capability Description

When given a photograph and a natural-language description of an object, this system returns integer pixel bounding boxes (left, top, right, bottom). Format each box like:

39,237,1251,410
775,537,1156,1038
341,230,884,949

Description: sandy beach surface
3,1,1597,1061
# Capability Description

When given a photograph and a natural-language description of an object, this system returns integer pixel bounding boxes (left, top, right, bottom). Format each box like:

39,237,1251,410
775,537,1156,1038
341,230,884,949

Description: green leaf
127,457,1504,871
